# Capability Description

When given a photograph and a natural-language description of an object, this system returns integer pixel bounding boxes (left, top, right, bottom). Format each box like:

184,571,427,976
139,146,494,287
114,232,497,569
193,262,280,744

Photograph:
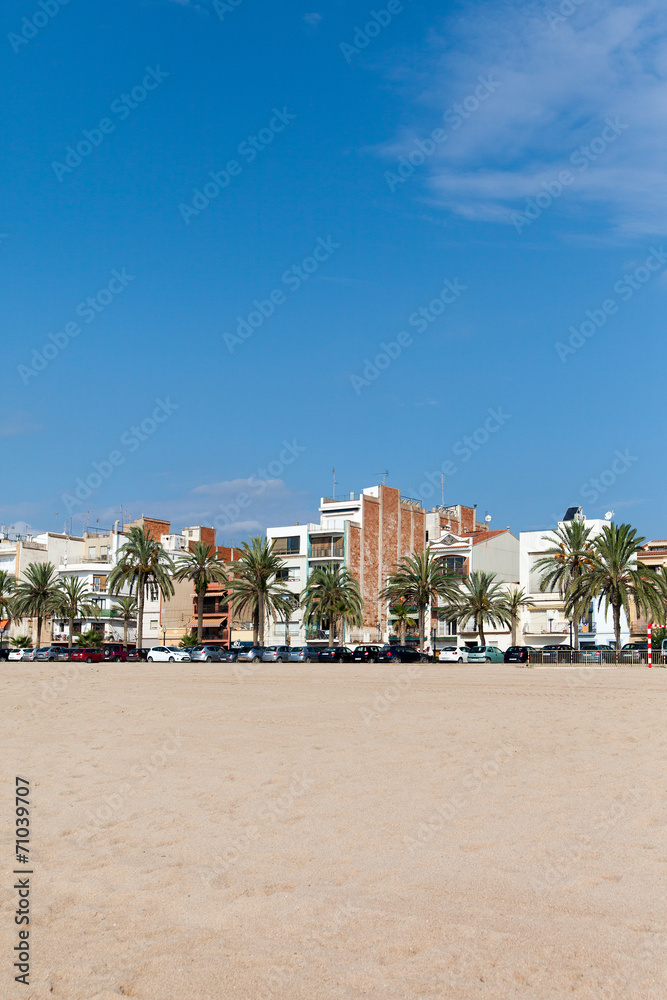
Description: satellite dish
484,514,492,524
604,511,614,520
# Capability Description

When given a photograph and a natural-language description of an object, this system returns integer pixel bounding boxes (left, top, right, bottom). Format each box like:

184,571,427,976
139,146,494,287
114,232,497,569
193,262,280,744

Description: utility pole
332,468,337,499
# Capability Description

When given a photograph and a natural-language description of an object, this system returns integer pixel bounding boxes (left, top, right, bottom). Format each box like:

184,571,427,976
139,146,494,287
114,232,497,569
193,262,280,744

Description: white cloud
0,412,43,437
304,12,323,28
378,0,667,239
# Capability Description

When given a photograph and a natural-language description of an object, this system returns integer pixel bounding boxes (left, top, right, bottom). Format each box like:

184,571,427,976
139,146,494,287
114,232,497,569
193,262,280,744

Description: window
88,546,96,558
276,567,300,582
100,545,109,557
310,535,344,558
272,536,300,555
150,620,159,630
92,575,107,593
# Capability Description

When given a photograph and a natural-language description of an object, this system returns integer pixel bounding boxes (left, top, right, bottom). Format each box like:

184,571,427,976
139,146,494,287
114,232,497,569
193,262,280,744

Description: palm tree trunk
400,619,406,644
478,615,486,647
418,605,425,651
197,589,204,643
258,598,265,647
252,608,259,647
68,615,74,648
36,615,42,648
511,613,517,647
123,617,128,647
613,603,621,651
136,586,144,649
572,610,580,652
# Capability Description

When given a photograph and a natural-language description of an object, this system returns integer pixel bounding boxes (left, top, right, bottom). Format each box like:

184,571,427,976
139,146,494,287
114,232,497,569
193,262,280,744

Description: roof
471,529,511,545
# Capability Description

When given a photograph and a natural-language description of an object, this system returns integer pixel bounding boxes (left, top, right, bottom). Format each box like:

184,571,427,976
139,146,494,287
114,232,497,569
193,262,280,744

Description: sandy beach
2,662,666,999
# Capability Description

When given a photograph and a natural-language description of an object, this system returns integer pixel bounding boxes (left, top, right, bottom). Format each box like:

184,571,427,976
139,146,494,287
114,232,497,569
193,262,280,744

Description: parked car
235,646,266,663
580,644,614,663
103,644,128,662
8,648,31,661
146,646,192,662
620,642,648,663
377,645,425,663
352,644,384,663
0,648,10,661
56,648,77,661
188,645,225,663
287,646,322,663
539,643,574,662
261,645,292,663
70,648,105,662
504,645,536,664
34,646,62,661
218,648,240,662
126,647,150,662
318,646,355,663
467,645,505,663
21,648,39,661
438,646,469,663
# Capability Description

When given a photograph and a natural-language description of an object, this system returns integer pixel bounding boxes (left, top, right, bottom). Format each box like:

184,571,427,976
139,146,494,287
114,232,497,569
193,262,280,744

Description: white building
519,507,628,649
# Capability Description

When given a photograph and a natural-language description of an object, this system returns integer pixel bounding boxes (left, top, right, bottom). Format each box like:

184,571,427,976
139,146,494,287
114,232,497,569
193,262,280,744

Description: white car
438,646,469,663
146,646,191,662
8,648,32,661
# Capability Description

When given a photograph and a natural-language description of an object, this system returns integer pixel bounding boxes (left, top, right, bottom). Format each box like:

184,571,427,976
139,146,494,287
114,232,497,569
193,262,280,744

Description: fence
528,649,661,666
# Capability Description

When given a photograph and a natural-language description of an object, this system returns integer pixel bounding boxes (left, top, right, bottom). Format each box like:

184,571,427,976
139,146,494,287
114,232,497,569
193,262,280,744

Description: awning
0,619,9,629
186,618,226,627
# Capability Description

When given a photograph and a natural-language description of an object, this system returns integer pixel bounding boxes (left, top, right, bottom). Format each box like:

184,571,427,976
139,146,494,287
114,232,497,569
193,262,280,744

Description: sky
2,0,667,544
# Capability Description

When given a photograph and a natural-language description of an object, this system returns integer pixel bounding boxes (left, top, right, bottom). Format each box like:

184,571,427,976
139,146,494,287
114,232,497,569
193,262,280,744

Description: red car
103,644,128,662
70,648,105,663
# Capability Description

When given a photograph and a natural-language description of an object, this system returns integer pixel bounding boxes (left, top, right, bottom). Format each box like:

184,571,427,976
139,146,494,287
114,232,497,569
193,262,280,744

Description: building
628,541,667,638
265,485,495,648
519,507,629,648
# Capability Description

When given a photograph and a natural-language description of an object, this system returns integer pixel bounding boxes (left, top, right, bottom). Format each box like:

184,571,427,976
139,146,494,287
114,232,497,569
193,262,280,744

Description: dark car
70,647,105,663
318,646,355,663
539,644,574,663
103,644,128,662
56,648,77,661
0,648,10,661
287,646,322,663
188,645,225,662
126,647,150,662
377,644,425,663
620,642,648,663
504,645,536,664
352,644,384,663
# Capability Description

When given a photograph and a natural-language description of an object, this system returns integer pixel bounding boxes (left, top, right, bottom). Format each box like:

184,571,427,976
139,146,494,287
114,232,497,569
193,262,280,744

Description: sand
2,662,666,999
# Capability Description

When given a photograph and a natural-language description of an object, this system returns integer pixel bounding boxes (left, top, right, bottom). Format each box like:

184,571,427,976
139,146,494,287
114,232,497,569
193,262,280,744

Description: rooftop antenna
374,470,389,486
441,473,445,507
332,467,337,498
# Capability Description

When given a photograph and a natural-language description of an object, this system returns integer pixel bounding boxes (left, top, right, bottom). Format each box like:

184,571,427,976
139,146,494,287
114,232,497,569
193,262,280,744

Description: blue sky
2,0,666,543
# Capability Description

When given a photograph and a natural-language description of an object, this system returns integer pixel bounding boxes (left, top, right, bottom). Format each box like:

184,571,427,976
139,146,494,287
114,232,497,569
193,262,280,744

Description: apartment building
265,485,494,647
519,507,628,648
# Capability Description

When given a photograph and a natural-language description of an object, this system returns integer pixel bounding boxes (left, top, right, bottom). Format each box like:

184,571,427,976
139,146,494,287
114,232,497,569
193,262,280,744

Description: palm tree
74,628,104,648
532,520,595,652
226,536,291,646
108,526,175,649
112,595,138,648
389,600,417,644
568,522,667,651
302,565,363,644
10,635,31,648
381,548,460,651
14,562,61,648
56,576,98,648
0,569,15,618
454,571,509,647
174,541,228,643
502,586,534,646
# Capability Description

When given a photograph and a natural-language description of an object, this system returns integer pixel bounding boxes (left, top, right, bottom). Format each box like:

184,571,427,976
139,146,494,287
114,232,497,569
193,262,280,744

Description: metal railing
528,650,662,666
